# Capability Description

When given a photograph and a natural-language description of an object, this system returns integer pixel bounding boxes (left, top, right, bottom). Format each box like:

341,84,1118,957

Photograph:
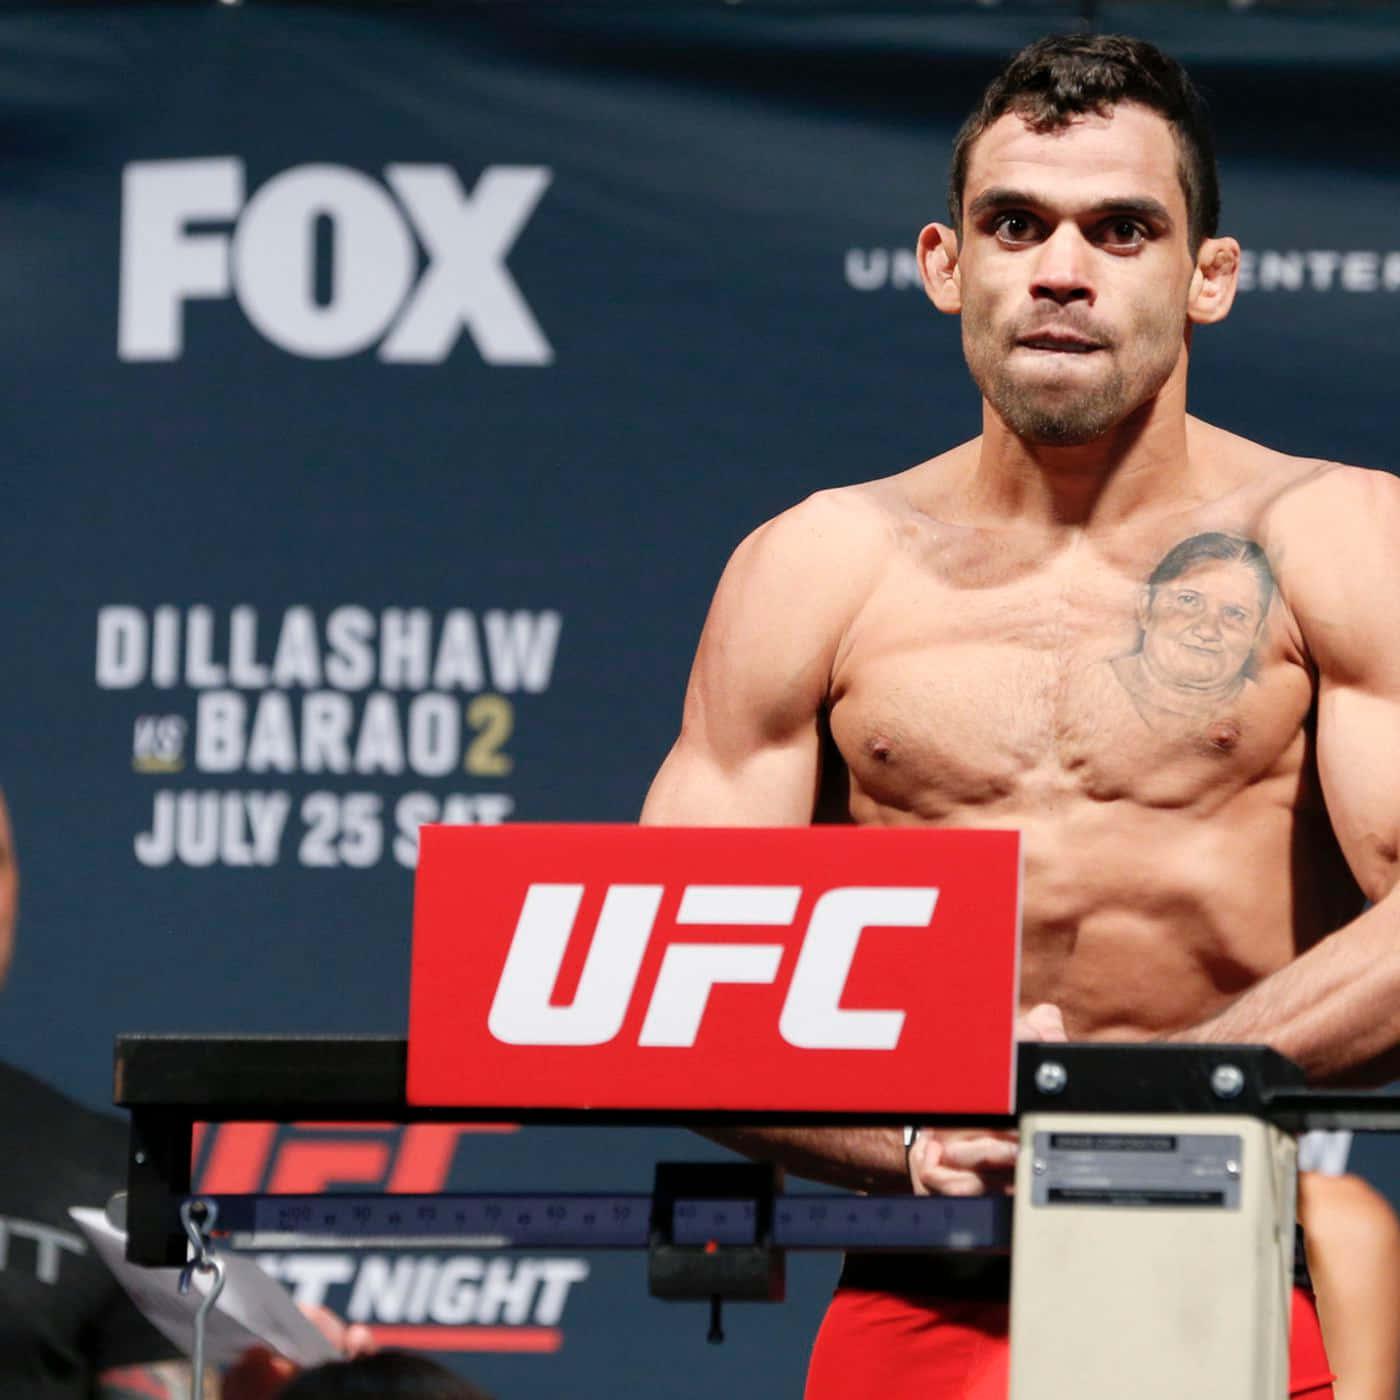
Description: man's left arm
1174,466,1400,1082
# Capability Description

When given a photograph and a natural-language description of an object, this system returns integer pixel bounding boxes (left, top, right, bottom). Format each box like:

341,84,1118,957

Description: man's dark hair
1147,532,1274,613
948,34,1220,248
276,1352,495,1400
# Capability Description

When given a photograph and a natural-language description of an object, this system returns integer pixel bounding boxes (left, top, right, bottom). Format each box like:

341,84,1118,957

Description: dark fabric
838,1251,1012,1300
840,1222,1311,1297
0,1061,180,1396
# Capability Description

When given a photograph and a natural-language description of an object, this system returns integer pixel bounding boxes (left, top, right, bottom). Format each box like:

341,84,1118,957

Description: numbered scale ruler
203,1193,1012,1253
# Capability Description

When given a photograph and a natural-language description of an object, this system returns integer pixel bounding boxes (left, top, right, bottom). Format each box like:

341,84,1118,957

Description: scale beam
184,1190,1012,1254
114,1036,1400,1266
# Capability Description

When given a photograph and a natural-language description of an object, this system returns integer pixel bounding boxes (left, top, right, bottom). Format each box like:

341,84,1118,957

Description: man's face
1140,559,1267,691
954,103,1198,444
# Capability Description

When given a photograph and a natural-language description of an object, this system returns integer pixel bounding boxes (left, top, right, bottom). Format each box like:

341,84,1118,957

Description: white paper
70,1207,340,1369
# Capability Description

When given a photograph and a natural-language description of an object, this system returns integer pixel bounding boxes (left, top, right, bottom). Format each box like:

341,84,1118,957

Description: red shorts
804,1285,1334,1400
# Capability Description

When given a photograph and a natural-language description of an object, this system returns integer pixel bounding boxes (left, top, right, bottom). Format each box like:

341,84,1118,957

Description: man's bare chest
826,526,1314,818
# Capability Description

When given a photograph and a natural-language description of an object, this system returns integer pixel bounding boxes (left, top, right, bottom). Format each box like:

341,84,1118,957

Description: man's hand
221,1305,376,1400
907,1127,1018,1196
1016,1002,1067,1044
907,1002,1067,1197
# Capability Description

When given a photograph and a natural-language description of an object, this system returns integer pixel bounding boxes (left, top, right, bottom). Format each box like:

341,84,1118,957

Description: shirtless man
639,32,1400,1400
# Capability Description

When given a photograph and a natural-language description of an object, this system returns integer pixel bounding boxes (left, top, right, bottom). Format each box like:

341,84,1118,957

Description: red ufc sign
407,825,1020,1115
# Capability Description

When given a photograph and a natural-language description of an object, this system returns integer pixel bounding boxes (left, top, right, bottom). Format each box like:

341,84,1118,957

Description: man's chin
985,373,1128,447
974,350,1152,446
1002,404,1121,447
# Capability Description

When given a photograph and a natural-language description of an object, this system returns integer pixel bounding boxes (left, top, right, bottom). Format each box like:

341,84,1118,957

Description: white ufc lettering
638,884,798,1046
118,158,551,364
486,883,935,1050
779,887,935,1048
488,884,661,1046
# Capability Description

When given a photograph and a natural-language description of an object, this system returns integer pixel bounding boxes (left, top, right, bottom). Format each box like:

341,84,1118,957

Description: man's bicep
1286,469,1400,903
641,730,820,826
1317,681,1400,903
641,501,859,827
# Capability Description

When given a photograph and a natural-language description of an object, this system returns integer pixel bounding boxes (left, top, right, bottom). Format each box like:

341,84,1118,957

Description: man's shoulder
1228,440,1400,667
742,451,965,561
703,460,959,654
754,479,896,542
712,486,890,637
1190,419,1397,533
1254,452,1400,547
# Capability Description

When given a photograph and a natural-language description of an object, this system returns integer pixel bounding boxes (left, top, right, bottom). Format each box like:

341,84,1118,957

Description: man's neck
968,378,1201,531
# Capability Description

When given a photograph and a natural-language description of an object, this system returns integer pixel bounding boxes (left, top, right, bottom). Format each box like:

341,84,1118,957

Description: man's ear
1187,236,1241,325
918,222,962,314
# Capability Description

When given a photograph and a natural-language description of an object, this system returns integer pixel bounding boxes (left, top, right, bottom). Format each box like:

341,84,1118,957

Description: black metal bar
1015,1043,1307,1118
1263,1090,1400,1133
115,1033,410,1109
117,1035,1400,1127
113,1033,1010,1126
126,1108,192,1266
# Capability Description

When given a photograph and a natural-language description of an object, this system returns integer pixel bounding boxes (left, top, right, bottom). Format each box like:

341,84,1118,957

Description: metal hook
177,1198,224,1400
185,1252,226,1400
179,1196,220,1261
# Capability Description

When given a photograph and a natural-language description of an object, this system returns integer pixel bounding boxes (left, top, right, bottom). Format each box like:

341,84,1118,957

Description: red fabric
804,1284,1334,1399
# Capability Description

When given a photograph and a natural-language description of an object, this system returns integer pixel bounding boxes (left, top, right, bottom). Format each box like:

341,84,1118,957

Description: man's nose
1030,224,1094,305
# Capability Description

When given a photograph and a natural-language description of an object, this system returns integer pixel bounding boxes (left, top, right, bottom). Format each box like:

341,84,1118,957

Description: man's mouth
1016,334,1101,353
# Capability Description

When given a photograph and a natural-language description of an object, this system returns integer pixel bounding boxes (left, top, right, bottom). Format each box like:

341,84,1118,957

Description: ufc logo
487,884,937,1050
191,1122,514,1195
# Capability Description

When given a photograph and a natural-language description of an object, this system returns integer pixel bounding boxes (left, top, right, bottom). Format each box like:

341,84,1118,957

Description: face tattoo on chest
1108,532,1276,726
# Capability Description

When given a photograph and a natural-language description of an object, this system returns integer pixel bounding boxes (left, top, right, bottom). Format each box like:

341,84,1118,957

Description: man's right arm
640,493,912,1192
641,492,861,829
641,492,1064,1195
